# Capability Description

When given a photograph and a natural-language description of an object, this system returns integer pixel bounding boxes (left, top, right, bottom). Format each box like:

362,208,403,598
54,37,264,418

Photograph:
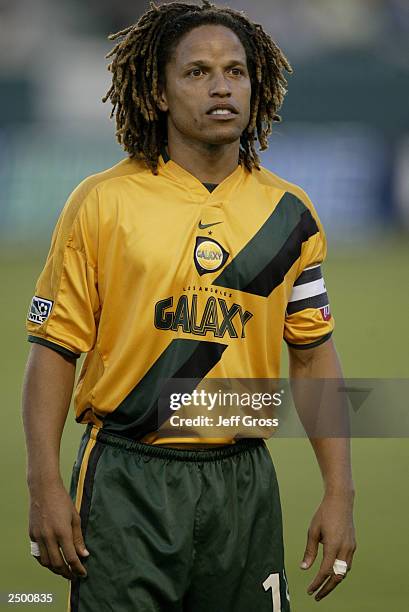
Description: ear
157,84,169,113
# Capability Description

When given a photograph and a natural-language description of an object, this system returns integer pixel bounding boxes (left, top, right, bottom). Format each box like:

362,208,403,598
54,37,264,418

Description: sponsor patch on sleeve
27,296,54,325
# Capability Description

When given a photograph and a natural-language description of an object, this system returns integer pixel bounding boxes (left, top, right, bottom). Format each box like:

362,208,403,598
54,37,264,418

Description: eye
229,67,244,76
188,68,204,77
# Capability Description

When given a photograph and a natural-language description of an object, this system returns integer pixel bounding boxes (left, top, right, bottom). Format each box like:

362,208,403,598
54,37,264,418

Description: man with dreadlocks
23,1,356,610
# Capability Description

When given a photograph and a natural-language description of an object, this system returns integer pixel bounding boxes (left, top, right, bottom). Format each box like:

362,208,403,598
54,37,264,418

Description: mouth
206,104,239,120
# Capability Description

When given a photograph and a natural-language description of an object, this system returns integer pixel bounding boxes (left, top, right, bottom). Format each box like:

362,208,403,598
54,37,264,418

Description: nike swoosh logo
198,220,223,229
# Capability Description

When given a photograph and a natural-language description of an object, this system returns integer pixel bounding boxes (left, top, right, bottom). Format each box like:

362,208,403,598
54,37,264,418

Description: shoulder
57,157,147,228
255,166,328,270
68,157,147,208
254,164,320,221
49,157,146,250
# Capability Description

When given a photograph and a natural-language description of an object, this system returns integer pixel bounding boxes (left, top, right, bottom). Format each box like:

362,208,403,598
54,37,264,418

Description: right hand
28,479,89,580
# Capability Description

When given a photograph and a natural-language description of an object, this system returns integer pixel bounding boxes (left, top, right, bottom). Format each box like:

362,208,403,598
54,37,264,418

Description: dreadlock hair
102,0,293,174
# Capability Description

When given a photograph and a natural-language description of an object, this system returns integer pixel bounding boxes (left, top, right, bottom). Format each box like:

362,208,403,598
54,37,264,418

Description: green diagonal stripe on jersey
101,338,227,437
212,192,318,297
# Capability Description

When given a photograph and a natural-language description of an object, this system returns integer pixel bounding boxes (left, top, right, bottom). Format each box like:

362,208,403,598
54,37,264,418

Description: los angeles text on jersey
154,293,254,339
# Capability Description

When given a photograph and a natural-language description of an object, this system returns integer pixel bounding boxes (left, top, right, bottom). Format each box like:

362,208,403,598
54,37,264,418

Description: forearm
306,437,354,498
288,339,354,497
22,343,76,489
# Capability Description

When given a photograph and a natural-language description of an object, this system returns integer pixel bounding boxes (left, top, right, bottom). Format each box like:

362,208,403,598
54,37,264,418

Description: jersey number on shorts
262,571,290,610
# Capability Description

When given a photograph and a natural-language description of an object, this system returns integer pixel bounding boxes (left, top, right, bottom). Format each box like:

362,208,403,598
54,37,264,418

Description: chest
98,191,299,300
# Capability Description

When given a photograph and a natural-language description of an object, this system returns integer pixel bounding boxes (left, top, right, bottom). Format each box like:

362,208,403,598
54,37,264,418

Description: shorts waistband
87,425,265,462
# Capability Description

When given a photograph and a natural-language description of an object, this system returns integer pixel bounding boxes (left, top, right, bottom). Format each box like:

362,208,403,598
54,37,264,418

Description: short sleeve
26,183,100,358
283,195,334,350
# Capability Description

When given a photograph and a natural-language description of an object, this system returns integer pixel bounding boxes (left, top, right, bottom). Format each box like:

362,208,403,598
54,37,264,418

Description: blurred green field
1,236,408,611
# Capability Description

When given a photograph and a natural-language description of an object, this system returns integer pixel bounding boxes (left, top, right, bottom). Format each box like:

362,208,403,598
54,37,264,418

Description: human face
158,24,252,148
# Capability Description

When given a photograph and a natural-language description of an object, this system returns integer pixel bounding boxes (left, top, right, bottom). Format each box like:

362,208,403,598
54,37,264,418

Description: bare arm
288,338,354,495
22,343,89,579
288,338,356,602
23,343,76,487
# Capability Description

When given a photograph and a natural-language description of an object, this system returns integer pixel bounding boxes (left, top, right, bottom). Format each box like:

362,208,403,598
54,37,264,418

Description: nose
208,70,232,96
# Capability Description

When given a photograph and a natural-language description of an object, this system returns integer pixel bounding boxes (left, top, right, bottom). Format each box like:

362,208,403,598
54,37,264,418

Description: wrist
324,484,355,500
27,470,63,491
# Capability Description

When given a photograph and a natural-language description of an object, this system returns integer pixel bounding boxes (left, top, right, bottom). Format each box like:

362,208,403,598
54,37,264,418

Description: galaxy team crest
194,236,229,276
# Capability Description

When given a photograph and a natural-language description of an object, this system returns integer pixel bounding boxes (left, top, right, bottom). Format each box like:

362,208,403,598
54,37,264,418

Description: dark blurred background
1,0,409,243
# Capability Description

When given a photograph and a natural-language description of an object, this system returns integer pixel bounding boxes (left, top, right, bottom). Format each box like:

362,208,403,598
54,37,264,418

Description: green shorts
68,424,291,612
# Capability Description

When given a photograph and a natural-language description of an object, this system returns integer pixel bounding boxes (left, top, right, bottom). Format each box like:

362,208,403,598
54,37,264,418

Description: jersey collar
157,145,247,201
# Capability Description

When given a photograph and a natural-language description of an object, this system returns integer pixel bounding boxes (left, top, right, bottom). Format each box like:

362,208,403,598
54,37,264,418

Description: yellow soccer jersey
26,152,334,445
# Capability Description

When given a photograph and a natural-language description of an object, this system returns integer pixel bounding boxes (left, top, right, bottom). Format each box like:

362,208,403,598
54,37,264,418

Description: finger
45,535,75,580
59,535,87,578
33,538,51,569
331,545,355,575
307,544,338,594
72,513,90,559
345,543,357,572
313,572,346,601
300,528,320,570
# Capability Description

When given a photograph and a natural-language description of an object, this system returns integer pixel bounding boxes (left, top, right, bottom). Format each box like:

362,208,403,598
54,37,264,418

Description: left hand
300,492,356,601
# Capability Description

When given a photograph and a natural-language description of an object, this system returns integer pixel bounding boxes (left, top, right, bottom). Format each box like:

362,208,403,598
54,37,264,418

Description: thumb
300,529,319,569
72,514,90,557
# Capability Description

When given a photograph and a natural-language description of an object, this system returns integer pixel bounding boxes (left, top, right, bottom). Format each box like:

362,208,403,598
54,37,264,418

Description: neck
165,130,240,184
